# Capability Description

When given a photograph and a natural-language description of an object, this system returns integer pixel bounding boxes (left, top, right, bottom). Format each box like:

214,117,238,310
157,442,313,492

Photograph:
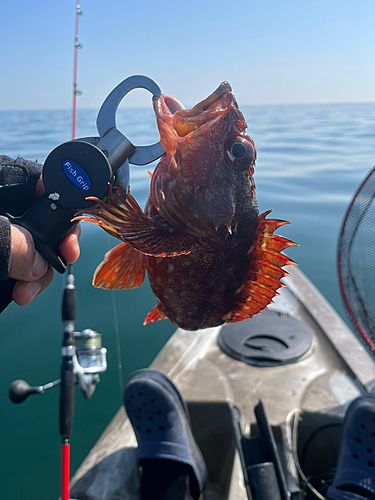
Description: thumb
9,224,48,281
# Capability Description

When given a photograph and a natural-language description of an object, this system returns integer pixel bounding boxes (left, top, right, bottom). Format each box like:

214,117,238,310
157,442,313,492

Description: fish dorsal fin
93,242,146,290
229,211,297,322
73,185,193,257
143,304,167,325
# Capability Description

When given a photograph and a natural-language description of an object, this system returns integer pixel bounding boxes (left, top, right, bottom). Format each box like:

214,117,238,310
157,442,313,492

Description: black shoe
327,396,375,500
123,369,208,500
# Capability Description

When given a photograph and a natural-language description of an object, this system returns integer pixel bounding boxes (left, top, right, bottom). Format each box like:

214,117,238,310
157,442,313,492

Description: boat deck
70,266,375,499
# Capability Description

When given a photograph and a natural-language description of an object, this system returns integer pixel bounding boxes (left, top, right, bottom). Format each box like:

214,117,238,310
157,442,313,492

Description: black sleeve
0,156,43,313
0,156,43,281
0,155,43,216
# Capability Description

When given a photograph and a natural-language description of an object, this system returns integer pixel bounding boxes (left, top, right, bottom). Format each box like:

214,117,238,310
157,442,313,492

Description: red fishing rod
60,3,83,497
9,265,107,499
60,266,76,500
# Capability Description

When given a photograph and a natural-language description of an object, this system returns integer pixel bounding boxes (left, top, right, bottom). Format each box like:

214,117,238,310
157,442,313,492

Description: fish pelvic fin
143,304,168,325
73,184,193,258
93,242,146,290
229,210,297,323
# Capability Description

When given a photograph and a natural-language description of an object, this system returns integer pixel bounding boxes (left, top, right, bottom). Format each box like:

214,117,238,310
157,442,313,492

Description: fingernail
29,282,42,300
31,252,47,277
73,235,80,259
69,233,80,262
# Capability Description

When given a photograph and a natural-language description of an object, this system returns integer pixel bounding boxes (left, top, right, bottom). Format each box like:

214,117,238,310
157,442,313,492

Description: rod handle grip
59,357,75,439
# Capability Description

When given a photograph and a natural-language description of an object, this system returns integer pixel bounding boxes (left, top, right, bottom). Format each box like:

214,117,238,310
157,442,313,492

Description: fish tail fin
93,242,146,290
229,211,297,322
143,304,167,325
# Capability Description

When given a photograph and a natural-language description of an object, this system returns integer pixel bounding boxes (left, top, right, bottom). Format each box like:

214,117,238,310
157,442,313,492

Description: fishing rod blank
60,264,76,500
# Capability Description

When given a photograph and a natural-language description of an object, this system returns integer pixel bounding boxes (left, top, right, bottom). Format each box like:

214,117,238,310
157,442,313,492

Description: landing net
338,165,375,355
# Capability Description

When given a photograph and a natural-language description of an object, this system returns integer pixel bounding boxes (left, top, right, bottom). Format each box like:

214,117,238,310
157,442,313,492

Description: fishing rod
60,3,84,497
9,269,108,499
60,267,108,499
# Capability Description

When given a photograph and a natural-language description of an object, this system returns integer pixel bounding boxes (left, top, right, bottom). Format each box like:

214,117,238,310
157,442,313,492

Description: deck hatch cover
218,309,313,366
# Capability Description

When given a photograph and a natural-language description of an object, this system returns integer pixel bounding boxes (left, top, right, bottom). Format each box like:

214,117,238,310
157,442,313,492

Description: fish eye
224,134,256,172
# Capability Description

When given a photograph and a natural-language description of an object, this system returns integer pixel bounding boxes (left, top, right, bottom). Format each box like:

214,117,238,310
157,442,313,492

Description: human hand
9,223,81,306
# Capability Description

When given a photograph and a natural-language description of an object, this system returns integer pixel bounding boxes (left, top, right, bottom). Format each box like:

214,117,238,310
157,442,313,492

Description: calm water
1,103,375,499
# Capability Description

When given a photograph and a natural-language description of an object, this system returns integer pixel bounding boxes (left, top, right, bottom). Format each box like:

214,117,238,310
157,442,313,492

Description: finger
58,224,81,264
12,265,54,306
9,225,48,281
32,177,45,201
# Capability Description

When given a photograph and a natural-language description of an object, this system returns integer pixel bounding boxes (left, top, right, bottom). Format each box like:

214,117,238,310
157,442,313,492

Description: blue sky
1,0,374,110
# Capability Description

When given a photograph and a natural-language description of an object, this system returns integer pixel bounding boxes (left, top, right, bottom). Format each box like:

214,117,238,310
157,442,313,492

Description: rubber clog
123,369,208,500
327,396,375,500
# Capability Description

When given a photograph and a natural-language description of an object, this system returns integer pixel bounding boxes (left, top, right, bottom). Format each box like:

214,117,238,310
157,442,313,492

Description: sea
0,102,374,499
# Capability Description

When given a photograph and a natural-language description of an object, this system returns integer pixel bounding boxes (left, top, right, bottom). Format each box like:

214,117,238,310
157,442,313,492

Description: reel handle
9,380,42,404
9,378,61,403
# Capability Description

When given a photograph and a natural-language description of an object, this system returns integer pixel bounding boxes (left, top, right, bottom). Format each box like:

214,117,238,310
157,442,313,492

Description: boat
68,264,375,500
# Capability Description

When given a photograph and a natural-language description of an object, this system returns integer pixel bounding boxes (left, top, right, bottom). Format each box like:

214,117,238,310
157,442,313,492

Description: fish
73,82,297,331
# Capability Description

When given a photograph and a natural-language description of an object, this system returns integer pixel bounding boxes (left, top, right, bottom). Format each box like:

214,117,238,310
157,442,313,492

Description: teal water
0,103,375,499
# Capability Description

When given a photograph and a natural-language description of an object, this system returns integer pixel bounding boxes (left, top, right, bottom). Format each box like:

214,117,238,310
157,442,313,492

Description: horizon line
0,100,374,113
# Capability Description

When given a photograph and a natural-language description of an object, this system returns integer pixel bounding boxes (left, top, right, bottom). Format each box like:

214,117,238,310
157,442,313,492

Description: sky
1,0,374,111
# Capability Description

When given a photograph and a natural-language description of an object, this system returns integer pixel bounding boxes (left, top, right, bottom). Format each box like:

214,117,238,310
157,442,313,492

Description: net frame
337,165,375,354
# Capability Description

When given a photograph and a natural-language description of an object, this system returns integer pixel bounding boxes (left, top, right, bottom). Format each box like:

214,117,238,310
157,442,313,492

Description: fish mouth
153,82,234,155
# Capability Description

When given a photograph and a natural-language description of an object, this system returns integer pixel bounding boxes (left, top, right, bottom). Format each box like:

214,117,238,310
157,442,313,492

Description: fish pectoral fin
143,304,167,325
229,211,298,322
151,172,220,240
74,184,193,257
120,214,194,258
93,242,146,290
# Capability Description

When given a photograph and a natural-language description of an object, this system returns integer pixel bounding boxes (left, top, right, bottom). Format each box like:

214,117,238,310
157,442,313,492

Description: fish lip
153,82,234,144
153,81,232,118
160,96,185,115
191,81,232,113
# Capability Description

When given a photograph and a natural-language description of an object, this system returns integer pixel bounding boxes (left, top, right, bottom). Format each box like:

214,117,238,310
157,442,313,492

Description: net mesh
338,166,375,354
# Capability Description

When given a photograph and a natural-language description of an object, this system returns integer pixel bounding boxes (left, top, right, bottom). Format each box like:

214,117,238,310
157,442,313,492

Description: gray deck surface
69,266,375,499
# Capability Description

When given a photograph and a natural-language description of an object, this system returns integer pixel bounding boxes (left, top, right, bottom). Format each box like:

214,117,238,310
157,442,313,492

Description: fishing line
288,409,326,500
111,288,124,397
106,232,125,397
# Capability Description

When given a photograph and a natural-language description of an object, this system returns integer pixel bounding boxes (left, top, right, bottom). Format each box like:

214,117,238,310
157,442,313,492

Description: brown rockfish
74,82,296,330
